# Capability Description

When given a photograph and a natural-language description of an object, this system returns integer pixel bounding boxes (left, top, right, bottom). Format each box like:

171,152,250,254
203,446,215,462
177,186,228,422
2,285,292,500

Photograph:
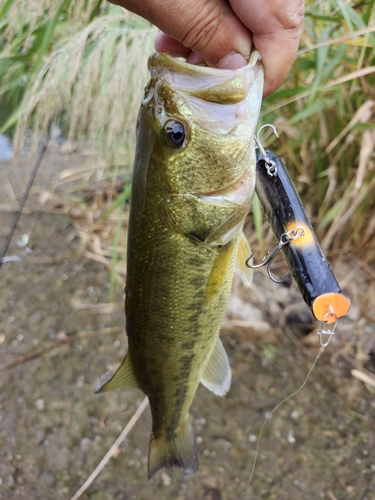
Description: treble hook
254,124,279,176
245,226,305,283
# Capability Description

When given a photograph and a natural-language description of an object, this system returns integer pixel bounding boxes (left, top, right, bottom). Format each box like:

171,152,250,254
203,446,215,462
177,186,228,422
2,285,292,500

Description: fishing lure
250,129,350,342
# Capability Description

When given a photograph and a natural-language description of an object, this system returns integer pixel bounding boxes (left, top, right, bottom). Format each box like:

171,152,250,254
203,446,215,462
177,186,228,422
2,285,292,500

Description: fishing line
0,136,49,270
247,338,332,489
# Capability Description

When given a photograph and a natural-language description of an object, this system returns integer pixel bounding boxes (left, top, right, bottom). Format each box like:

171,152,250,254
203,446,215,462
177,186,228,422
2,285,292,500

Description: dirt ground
1,144,375,500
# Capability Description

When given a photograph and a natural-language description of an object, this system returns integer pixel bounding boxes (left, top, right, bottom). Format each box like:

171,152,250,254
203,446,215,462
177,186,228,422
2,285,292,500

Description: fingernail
216,52,248,70
186,51,201,65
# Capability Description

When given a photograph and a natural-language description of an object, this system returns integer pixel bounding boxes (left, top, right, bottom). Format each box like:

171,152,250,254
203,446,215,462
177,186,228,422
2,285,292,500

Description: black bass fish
96,51,263,478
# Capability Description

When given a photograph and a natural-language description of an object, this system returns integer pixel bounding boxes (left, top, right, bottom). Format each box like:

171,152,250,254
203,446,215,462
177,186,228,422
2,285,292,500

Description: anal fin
200,336,231,396
94,354,139,393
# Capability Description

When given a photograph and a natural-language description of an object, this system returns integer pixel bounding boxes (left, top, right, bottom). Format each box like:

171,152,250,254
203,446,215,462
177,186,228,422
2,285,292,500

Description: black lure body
255,148,350,323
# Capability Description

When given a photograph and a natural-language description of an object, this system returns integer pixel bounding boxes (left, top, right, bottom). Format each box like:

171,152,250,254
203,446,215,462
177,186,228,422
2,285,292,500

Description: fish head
142,52,264,204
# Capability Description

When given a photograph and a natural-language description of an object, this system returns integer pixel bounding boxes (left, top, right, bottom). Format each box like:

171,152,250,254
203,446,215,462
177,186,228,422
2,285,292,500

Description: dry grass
11,11,156,163
1,1,375,260
34,164,131,291
258,3,375,259
1,0,100,38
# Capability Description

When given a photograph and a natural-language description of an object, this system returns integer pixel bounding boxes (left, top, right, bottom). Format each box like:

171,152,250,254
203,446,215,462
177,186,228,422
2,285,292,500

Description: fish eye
163,120,186,148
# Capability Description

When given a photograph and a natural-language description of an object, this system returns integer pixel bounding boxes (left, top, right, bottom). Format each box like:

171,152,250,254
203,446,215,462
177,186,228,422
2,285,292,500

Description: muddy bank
1,145,375,500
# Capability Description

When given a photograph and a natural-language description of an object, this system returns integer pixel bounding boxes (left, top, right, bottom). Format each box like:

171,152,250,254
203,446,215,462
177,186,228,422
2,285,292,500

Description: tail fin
148,420,199,479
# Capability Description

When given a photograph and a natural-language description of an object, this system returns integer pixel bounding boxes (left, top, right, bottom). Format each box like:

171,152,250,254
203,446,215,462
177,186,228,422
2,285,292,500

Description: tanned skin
110,0,305,96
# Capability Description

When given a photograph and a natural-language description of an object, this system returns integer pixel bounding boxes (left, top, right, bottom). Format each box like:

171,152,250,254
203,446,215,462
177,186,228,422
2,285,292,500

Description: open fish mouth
147,51,263,136
148,51,262,102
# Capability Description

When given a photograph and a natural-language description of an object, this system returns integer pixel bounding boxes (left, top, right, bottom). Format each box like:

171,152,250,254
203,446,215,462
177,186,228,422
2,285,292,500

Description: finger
154,33,202,64
113,0,253,69
154,31,191,58
230,0,304,95
186,51,203,65
253,31,301,96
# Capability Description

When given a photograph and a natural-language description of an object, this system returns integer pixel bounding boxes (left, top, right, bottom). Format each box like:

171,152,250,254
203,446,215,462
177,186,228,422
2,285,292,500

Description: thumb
122,0,252,69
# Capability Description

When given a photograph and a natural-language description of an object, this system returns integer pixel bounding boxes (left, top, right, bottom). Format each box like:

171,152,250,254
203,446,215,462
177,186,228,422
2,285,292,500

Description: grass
0,1,156,163
0,0,103,132
0,0,374,263
259,1,375,258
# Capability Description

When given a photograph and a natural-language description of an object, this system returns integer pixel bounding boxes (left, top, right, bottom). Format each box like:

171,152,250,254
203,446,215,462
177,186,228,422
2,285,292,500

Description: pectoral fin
200,337,231,396
235,231,253,287
205,241,235,303
94,354,139,393
166,192,248,247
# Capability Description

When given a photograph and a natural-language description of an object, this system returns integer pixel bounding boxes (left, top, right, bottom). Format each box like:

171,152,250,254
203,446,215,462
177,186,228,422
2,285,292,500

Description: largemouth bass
96,51,263,478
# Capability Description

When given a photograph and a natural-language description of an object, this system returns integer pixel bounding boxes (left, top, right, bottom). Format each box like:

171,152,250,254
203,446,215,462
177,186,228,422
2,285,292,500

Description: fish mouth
148,51,263,104
148,51,263,135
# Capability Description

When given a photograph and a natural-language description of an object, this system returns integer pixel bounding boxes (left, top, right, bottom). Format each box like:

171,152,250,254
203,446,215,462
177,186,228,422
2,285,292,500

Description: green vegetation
261,1,375,257
0,0,374,258
0,0,156,162
0,1,103,132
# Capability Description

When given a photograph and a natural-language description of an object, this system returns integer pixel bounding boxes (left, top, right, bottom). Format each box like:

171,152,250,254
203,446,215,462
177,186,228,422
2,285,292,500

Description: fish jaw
148,50,262,105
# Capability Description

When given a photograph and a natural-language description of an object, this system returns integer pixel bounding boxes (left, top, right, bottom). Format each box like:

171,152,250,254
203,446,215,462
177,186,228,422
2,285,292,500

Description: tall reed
260,1,375,257
1,0,374,257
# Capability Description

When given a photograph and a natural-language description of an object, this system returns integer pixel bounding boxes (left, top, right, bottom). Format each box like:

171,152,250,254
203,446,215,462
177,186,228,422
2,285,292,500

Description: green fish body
96,52,263,478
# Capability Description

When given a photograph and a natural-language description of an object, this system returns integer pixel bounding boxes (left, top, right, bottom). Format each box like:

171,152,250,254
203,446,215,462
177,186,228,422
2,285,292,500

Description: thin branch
70,396,149,500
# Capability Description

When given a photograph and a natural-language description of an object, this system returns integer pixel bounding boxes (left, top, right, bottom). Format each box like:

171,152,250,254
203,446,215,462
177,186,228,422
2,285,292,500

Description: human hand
111,0,305,96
